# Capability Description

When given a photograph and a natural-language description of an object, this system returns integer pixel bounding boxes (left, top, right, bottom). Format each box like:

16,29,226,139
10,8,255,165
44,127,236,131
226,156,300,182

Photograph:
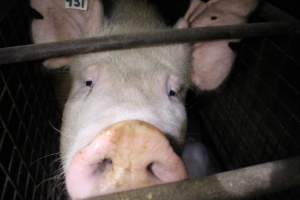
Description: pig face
31,0,258,198
61,45,191,168
61,45,191,197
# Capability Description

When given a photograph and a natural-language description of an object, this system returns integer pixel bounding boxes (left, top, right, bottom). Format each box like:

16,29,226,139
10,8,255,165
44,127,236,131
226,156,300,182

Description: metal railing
88,157,300,200
0,22,299,65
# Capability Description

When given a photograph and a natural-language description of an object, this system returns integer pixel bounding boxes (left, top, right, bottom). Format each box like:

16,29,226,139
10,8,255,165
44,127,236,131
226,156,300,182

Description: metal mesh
0,1,64,199
186,7,300,200
192,34,300,165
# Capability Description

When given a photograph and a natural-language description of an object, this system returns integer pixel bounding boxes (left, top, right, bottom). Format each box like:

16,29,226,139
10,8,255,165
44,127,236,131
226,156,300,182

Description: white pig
182,0,259,90
31,0,258,199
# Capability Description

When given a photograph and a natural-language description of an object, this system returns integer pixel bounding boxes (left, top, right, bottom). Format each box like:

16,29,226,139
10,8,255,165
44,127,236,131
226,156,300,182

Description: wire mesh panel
0,0,64,199
187,3,300,200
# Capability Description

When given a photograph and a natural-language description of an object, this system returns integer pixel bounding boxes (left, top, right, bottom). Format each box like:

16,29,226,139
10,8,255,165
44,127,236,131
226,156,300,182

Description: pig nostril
103,158,113,165
97,158,112,174
147,162,161,181
147,162,154,176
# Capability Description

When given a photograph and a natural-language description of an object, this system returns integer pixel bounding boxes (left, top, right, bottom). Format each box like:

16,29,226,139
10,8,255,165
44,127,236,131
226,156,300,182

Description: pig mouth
65,120,187,199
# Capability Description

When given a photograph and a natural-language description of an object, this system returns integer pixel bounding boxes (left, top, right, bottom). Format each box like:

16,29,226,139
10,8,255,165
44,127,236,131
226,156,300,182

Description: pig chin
64,120,187,199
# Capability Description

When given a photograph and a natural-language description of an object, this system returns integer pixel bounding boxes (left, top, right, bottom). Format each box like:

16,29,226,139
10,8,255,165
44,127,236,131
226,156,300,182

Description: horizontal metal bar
87,157,300,200
0,22,299,65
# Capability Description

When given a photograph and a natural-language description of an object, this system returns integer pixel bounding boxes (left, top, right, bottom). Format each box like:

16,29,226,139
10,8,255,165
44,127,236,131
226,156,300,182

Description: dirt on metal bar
86,157,300,200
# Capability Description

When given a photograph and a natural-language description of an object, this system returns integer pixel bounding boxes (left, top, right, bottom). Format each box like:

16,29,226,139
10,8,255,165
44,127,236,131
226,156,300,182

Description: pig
182,0,259,90
31,0,258,199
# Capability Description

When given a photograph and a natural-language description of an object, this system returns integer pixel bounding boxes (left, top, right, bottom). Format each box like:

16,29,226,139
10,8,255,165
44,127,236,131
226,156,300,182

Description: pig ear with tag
179,0,258,90
30,0,104,69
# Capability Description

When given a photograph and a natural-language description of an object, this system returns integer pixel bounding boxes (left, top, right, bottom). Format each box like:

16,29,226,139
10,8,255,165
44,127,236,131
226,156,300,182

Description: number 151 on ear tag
65,0,88,11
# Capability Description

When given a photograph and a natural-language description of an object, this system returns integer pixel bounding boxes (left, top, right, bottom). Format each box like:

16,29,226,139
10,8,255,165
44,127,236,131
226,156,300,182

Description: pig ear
179,0,258,90
31,0,104,69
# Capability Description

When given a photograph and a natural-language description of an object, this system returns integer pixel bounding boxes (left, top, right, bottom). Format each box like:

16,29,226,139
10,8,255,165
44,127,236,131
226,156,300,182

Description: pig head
31,0,258,199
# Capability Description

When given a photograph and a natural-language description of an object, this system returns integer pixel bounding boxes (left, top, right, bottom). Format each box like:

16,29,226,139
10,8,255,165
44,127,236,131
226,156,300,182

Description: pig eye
167,76,183,99
168,90,177,97
85,80,93,87
211,16,218,20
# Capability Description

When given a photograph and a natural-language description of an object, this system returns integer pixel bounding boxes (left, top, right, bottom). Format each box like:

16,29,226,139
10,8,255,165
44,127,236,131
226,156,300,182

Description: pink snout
66,120,187,199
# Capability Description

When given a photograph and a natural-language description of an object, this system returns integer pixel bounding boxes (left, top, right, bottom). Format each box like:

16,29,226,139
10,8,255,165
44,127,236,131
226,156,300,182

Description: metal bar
0,22,299,65
87,157,300,200
257,2,299,22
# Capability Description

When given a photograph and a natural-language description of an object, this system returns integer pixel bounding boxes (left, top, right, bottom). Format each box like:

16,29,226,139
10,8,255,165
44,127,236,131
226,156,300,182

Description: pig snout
65,120,187,199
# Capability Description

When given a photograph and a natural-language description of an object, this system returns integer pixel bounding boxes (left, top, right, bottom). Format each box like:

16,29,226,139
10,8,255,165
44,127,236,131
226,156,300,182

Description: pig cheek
60,101,87,166
172,102,188,145
60,88,110,166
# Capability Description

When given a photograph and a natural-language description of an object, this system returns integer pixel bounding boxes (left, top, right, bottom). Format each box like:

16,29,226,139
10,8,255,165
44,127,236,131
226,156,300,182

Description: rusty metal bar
0,22,299,65
87,157,300,200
